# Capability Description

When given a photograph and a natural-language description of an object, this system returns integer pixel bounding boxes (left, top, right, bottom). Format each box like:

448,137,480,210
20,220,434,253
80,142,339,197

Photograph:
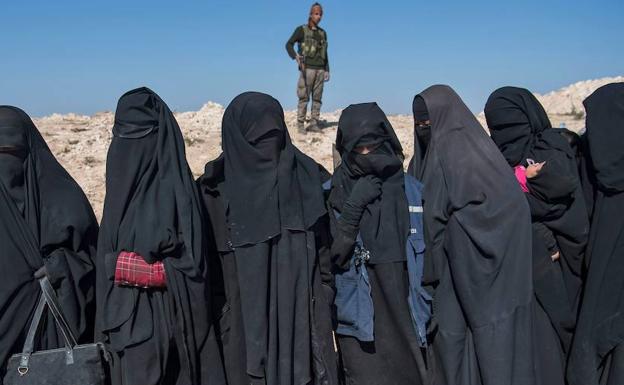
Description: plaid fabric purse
114,251,167,288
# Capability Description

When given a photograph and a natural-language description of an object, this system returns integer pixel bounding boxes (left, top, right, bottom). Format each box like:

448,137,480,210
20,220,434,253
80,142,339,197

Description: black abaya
408,85,536,385
197,92,338,385
484,87,590,385
328,102,425,385
567,82,624,385
485,87,589,326
95,88,225,385
0,106,97,381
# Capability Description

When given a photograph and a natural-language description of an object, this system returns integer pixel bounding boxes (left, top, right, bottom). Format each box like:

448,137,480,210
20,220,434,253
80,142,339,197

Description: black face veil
485,86,574,167
222,92,326,247
0,117,27,214
0,106,98,377
329,102,409,265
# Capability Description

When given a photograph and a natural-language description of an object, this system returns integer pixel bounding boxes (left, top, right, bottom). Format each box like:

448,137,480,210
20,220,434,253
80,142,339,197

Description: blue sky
1,0,622,116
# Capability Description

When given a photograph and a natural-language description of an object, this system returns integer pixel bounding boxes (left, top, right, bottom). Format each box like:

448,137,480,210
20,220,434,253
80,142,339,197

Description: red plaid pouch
114,251,167,288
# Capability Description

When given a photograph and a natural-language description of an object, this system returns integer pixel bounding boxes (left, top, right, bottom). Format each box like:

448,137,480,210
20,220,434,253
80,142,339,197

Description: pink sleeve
514,165,529,193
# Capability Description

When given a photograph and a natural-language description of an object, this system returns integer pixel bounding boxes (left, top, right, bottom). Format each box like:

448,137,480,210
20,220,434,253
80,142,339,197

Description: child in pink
514,161,561,261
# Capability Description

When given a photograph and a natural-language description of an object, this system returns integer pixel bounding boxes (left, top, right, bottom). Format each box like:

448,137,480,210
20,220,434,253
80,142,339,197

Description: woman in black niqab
484,87,589,384
328,102,427,385
567,82,624,385
408,85,536,385
329,103,408,268
95,87,225,385
0,106,97,380
197,92,338,385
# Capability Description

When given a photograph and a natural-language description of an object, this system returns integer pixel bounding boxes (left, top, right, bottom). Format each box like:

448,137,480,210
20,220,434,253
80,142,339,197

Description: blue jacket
326,174,432,346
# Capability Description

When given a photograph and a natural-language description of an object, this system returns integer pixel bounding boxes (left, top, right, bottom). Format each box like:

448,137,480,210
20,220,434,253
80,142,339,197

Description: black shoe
316,119,328,128
306,123,322,133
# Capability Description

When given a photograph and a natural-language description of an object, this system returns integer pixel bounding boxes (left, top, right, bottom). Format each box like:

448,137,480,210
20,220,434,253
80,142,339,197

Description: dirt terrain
31,76,623,219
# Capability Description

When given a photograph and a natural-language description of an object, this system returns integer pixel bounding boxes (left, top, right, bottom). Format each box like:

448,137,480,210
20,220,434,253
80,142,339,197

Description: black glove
348,175,382,208
339,175,382,237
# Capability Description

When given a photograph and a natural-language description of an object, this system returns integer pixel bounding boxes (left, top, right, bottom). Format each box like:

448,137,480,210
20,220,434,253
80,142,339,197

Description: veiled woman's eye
353,143,381,155
253,129,282,144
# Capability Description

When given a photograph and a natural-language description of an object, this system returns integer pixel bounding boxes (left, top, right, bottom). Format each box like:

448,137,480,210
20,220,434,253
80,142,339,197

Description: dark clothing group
0,82,622,385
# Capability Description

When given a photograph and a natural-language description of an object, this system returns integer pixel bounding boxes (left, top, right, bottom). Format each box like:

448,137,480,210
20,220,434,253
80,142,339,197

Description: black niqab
485,86,575,166
222,92,325,246
412,96,432,158
329,102,409,264
412,96,429,122
0,106,97,378
201,92,331,385
0,121,26,215
96,87,224,385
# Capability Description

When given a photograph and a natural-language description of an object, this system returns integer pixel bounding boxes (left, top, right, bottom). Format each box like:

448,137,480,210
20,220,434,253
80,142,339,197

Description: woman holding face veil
327,102,431,385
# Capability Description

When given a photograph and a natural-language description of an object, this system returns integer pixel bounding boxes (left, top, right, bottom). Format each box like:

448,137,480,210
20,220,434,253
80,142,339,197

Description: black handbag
4,276,109,385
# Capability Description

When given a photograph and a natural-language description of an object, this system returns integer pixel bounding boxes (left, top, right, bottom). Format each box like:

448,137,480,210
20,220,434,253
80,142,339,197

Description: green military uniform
286,24,329,132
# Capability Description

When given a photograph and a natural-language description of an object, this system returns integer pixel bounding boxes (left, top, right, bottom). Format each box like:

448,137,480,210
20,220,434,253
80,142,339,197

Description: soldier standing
286,2,330,134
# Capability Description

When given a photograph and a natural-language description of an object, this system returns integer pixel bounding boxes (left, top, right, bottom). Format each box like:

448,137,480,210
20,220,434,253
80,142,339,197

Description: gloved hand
347,175,382,208
339,175,382,237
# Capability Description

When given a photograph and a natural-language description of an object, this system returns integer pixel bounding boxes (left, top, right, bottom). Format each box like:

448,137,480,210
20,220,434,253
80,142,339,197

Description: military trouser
297,68,325,128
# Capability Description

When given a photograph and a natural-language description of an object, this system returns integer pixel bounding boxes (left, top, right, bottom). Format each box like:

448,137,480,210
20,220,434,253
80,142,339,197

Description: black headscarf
0,106,97,377
329,102,409,264
222,92,326,247
200,92,329,385
409,86,536,384
96,87,224,385
568,82,624,385
484,87,585,220
485,86,574,166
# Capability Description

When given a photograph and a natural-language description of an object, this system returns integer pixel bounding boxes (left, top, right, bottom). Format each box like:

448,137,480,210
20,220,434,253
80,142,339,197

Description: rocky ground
32,76,623,219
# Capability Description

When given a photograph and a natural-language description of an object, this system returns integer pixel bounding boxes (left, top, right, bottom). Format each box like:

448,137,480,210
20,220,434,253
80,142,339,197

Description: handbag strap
39,276,78,347
19,276,78,358
21,294,47,357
